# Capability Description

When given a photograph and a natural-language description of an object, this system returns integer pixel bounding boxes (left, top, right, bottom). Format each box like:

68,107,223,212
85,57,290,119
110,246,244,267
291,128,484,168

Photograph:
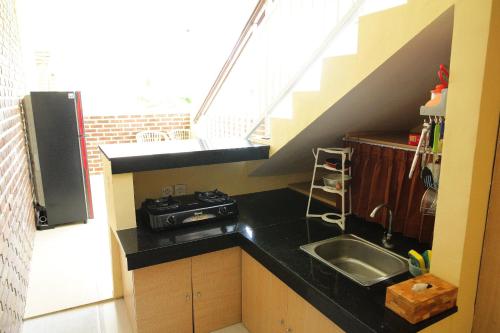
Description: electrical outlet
161,185,173,197
174,184,187,196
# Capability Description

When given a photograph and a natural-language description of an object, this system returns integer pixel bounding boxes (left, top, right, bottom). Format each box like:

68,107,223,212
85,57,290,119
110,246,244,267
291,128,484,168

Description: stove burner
147,196,180,211
195,189,229,204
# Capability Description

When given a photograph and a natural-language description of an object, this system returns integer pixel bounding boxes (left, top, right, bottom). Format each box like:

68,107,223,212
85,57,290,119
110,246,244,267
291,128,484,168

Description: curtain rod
343,137,441,155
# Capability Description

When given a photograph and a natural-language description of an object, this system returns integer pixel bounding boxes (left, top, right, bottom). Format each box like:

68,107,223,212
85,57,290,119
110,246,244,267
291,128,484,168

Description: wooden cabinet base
242,252,288,333
192,247,242,333
134,258,193,333
119,245,137,333
242,251,343,333
120,247,241,333
119,247,341,333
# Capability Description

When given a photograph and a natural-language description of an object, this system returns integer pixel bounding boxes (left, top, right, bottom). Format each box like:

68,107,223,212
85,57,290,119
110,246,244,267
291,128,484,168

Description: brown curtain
348,142,435,244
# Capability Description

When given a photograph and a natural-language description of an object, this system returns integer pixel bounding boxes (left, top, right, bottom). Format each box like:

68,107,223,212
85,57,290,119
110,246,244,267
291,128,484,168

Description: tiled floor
22,174,250,332
24,175,113,318
213,323,249,333
22,299,133,333
23,299,249,333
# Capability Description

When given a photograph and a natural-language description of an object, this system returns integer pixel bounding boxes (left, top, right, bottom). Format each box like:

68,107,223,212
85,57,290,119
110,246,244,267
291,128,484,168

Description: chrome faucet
370,204,394,249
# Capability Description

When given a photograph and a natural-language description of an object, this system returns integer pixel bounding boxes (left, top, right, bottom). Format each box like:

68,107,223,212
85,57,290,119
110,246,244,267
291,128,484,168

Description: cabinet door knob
280,319,285,325
286,328,292,332
196,291,201,298
185,293,191,301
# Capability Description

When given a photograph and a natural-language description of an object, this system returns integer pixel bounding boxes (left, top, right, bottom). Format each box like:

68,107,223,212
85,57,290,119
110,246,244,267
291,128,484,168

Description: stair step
266,0,454,160
357,0,452,58
269,117,295,154
290,91,322,119
320,54,359,99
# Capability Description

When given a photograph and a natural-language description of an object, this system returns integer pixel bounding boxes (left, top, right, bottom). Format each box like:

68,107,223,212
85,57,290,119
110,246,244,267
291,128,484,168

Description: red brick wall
0,1,36,332
83,113,191,174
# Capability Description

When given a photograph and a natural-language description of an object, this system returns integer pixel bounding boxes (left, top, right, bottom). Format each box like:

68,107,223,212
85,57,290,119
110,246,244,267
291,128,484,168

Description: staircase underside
252,8,453,176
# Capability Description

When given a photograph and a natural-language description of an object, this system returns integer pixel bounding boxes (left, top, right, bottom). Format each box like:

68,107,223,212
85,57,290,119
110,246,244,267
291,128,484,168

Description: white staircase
193,0,407,140
194,0,455,176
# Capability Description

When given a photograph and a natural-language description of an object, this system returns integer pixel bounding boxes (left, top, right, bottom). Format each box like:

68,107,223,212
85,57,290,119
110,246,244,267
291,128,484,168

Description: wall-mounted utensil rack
306,147,352,230
343,132,442,156
420,88,447,117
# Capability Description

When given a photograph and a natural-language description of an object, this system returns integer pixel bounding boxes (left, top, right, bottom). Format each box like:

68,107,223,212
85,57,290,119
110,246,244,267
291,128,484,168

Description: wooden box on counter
385,273,458,324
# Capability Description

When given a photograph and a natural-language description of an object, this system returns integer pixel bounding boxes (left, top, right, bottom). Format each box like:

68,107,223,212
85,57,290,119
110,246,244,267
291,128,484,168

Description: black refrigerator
23,92,93,229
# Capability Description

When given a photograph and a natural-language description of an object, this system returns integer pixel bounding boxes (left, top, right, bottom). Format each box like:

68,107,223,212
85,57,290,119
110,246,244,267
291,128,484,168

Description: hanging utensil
420,121,434,187
420,125,428,172
409,121,431,179
428,118,436,149
422,166,434,189
432,120,441,154
440,118,445,139
432,160,441,188
420,187,438,215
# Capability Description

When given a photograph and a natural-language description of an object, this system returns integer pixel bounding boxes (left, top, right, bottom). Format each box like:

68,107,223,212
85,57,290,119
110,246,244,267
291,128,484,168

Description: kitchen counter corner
99,138,269,174
116,189,456,333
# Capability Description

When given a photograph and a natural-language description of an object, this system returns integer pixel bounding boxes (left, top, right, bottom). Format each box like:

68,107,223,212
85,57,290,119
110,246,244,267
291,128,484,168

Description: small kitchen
100,67,455,333
92,2,500,332
95,10,468,331
0,0,497,332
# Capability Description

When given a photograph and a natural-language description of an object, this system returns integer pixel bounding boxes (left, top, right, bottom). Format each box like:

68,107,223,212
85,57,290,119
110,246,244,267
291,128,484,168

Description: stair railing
193,0,365,140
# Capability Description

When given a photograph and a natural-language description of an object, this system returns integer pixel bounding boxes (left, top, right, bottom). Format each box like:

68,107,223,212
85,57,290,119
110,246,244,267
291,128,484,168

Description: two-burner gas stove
140,189,238,231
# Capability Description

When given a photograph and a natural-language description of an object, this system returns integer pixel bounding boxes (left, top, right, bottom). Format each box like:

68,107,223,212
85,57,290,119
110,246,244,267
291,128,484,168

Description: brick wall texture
0,1,36,332
84,113,190,174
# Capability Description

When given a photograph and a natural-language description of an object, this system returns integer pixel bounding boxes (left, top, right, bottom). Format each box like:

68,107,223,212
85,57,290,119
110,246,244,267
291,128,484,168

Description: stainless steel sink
300,234,408,286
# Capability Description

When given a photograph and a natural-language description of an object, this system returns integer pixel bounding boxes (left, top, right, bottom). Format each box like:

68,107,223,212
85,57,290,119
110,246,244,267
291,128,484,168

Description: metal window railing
193,0,365,140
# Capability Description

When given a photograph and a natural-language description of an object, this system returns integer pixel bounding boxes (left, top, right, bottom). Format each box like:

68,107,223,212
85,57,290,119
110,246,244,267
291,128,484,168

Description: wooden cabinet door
192,247,242,333
242,251,287,333
243,250,344,333
242,251,266,333
134,258,192,333
286,289,306,333
302,300,344,333
287,288,344,333
262,272,288,333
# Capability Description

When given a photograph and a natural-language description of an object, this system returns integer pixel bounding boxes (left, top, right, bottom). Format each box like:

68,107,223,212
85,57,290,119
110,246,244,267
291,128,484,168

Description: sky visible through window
16,0,256,116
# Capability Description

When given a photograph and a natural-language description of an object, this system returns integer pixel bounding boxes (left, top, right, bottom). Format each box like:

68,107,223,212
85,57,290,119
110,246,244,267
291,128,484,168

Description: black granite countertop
99,138,269,174
117,189,456,333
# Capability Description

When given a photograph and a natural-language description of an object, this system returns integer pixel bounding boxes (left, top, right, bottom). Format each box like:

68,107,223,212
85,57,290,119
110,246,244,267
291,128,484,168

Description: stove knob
167,216,176,225
218,207,228,215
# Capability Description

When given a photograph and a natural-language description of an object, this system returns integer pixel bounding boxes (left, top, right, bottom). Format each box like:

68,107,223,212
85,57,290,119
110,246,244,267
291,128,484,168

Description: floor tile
211,323,250,333
23,299,133,333
24,175,113,318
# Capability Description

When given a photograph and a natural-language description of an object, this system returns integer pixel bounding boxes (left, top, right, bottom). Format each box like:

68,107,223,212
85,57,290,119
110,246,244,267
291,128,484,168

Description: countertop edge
121,230,374,333
101,144,270,174
115,188,456,333
125,232,239,270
